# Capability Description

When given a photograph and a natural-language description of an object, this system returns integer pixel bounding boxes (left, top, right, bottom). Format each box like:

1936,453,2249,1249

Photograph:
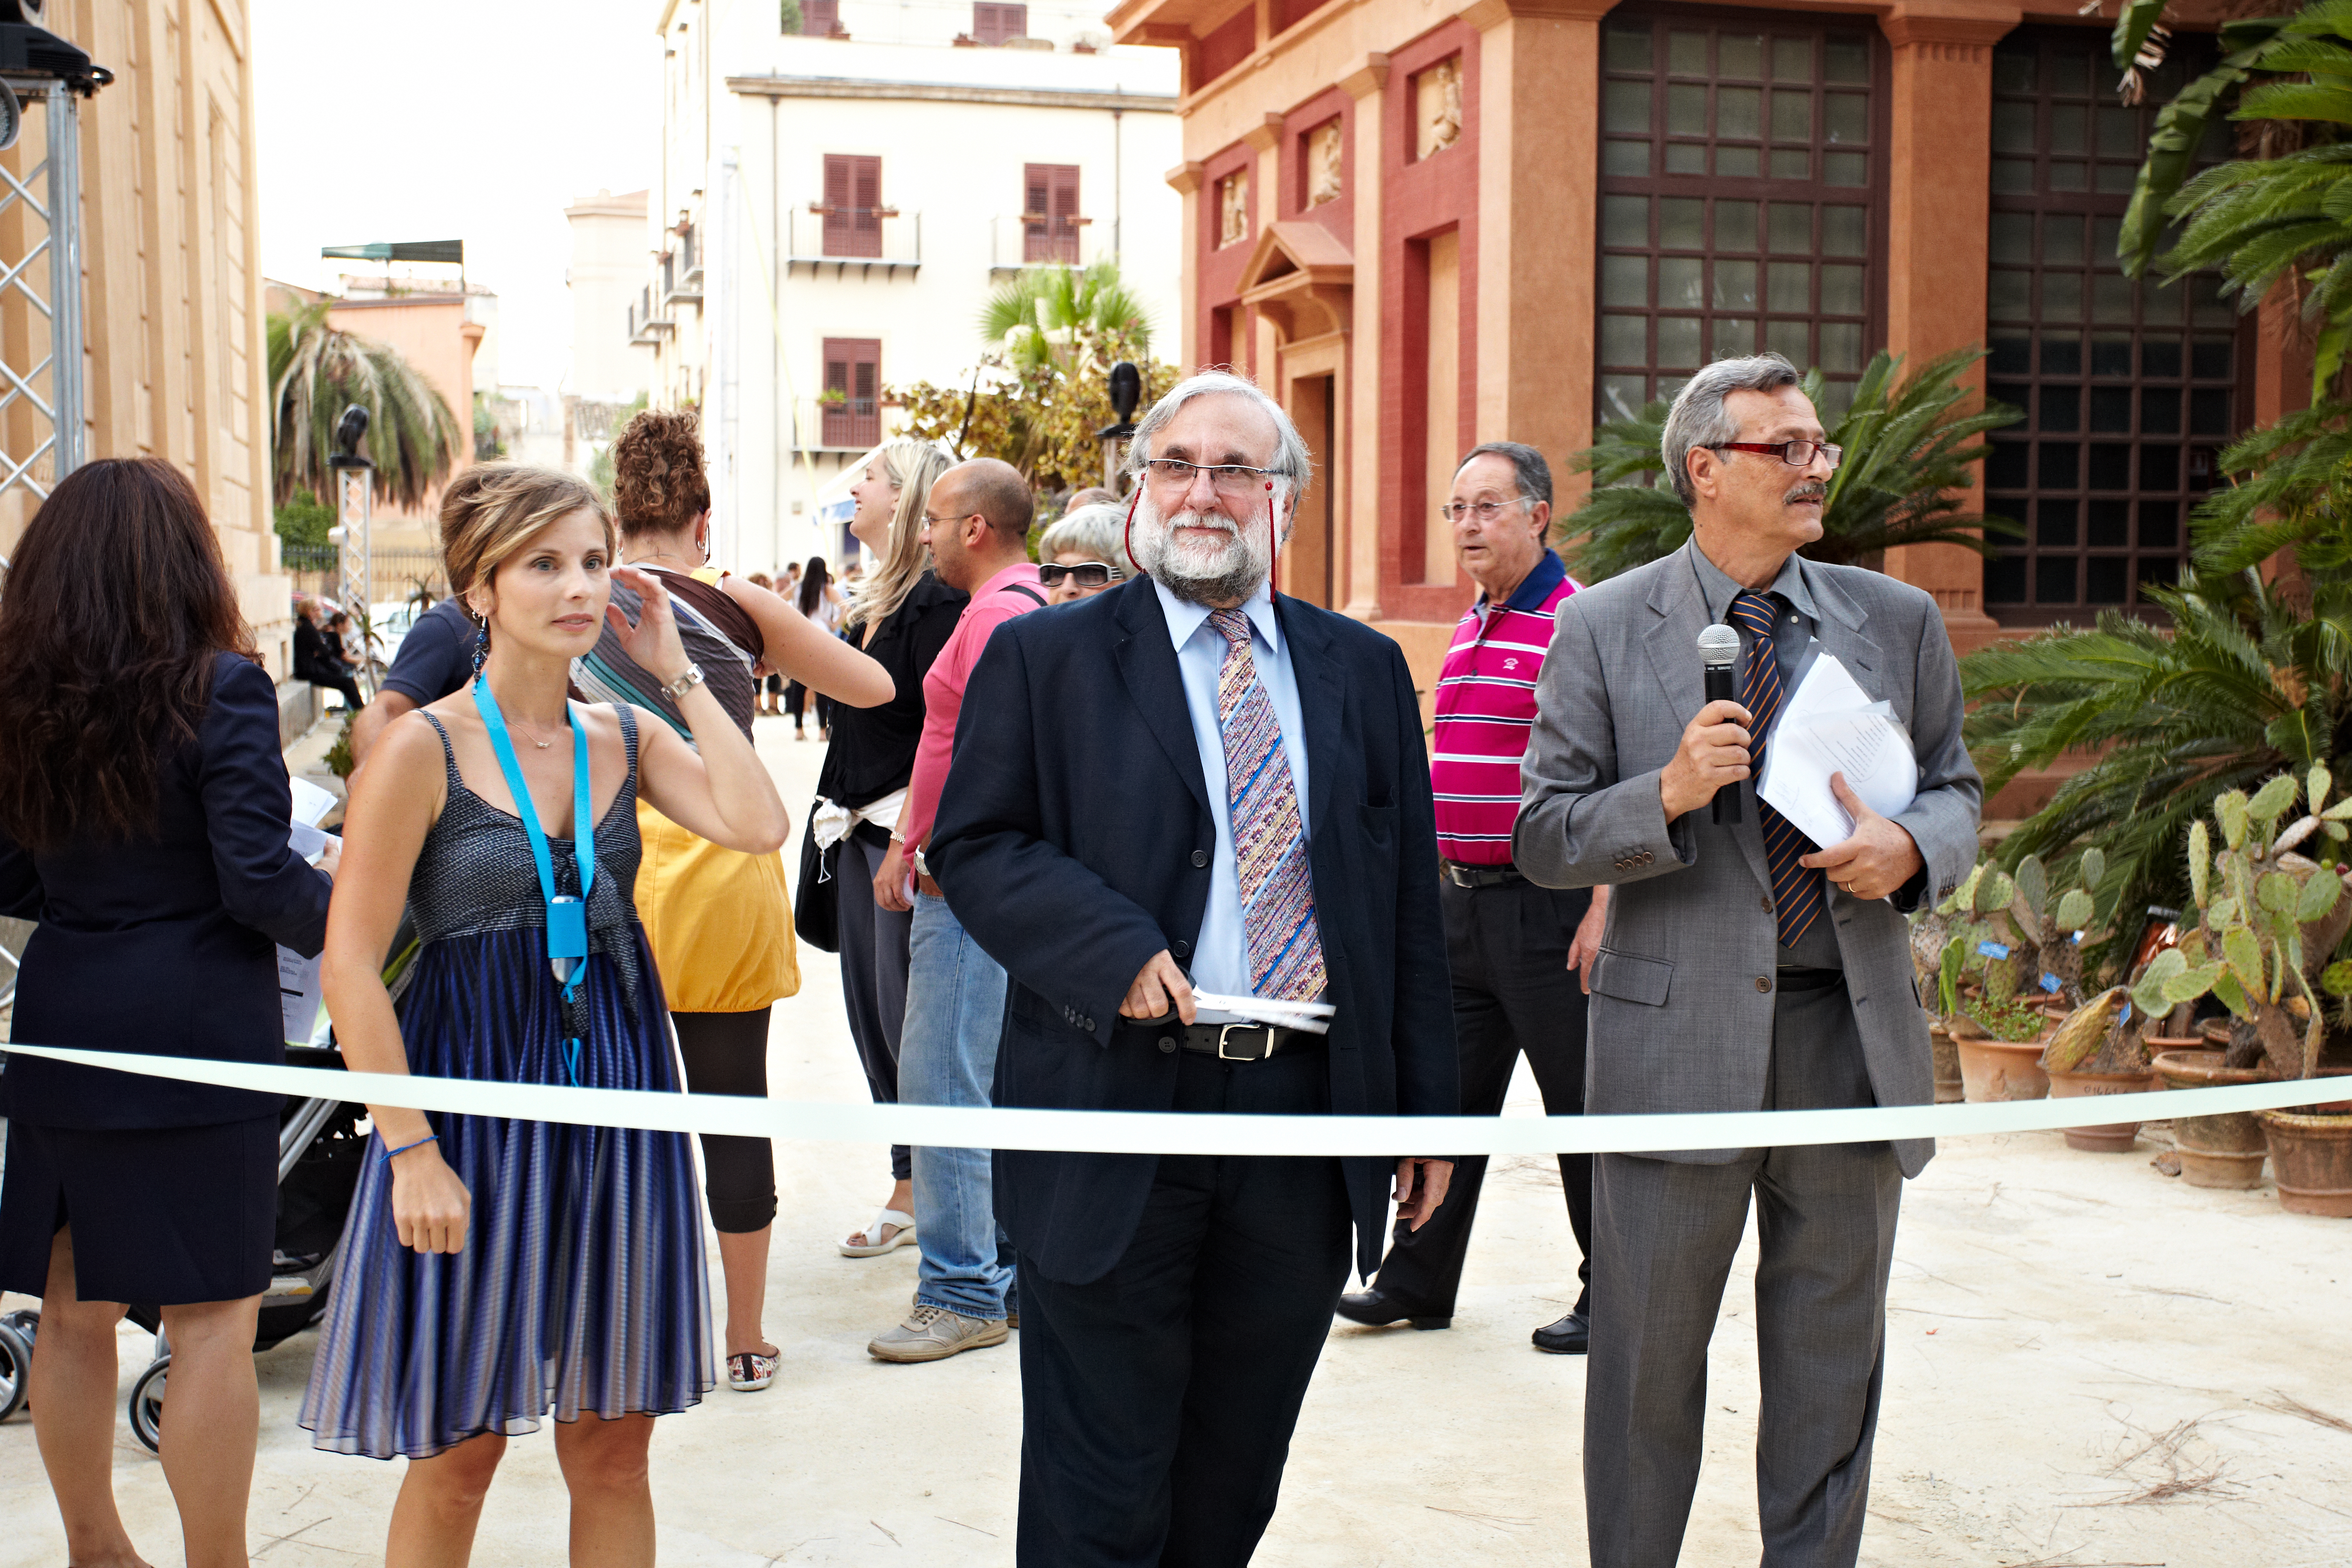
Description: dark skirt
0,1115,277,1304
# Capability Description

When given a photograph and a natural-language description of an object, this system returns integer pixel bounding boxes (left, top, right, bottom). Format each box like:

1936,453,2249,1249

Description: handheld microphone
1697,623,1742,825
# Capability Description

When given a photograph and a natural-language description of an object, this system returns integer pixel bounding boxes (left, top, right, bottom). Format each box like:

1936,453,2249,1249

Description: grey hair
1037,503,1129,577
1456,441,1553,510
1660,352,1802,508
1125,370,1314,497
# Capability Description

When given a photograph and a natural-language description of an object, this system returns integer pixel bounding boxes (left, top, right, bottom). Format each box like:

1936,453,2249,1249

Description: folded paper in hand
1756,652,1916,853
1190,990,1334,1035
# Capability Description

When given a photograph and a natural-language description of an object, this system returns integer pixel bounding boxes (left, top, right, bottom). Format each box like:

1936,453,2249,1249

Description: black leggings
672,1007,777,1233
308,672,363,712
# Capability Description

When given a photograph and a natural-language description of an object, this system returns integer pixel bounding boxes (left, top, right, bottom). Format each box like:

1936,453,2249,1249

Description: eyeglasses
1711,440,1843,470
1141,457,1279,497
1038,561,1120,589
1438,495,1535,525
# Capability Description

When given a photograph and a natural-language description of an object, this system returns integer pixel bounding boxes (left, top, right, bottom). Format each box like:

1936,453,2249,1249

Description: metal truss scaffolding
0,74,86,506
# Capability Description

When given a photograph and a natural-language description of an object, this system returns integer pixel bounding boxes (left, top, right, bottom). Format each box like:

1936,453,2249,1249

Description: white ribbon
1,1043,2338,1158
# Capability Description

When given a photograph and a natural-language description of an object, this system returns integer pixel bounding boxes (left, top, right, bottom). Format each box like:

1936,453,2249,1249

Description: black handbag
793,810,843,953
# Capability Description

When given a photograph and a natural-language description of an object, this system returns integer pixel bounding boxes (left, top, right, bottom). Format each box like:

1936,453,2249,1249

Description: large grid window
1597,9,1881,424
1980,29,2240,622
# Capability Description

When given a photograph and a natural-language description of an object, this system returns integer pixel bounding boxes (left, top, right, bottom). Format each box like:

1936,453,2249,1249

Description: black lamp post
1097,360,1143,493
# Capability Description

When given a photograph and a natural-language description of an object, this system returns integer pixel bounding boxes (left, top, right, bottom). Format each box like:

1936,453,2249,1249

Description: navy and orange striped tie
1727,590,1826,946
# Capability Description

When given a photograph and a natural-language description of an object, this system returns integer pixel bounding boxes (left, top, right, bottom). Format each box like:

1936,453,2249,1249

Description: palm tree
1559,348,2022,584
1961,562,2352,944
979,261,1153,369
267,300,466,511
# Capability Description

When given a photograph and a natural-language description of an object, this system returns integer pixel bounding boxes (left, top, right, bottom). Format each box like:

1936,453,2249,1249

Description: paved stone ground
4,716,2351,1565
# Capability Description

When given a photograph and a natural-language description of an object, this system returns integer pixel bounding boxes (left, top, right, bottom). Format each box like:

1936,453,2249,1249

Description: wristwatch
912,847,932,878
660,662,705,703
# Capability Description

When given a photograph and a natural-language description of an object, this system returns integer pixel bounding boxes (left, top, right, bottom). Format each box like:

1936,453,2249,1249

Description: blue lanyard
472,675,597,1083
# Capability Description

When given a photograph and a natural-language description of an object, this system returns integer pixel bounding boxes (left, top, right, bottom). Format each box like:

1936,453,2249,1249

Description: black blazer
0,652,333,1129
929,575,1457,1284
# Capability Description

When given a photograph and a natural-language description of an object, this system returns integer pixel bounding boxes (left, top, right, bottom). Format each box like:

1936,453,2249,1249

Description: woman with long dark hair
784,554,846,740
0,458,336,1568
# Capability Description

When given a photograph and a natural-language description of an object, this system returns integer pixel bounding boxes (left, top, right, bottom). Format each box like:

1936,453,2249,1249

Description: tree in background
889,262,1169,493
267,300,464,511
273,489,336,550
1557,348,2022,583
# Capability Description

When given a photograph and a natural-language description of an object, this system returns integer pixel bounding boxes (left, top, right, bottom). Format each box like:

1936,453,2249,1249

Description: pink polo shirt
898,560,1047,852
1430,549,1580,865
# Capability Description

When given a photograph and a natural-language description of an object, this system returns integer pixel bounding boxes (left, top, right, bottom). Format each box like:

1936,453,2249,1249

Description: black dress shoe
1532,1311,1590,1355
1334,1289,1451,1330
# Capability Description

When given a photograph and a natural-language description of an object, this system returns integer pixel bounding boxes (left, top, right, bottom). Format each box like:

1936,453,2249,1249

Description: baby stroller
0,924,417,1450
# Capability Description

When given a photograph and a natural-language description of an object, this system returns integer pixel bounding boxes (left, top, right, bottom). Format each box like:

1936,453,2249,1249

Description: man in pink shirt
869,457,1050,1363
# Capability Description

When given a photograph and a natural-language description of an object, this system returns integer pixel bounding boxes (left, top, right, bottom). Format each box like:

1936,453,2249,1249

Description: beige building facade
1,0,288,678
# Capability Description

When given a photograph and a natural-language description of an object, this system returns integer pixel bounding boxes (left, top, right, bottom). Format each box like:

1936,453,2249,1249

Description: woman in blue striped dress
300,463,790,1566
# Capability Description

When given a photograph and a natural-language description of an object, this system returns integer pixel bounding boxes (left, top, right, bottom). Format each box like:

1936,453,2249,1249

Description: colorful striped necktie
1208,607,1327,1002
1727,589,1826,946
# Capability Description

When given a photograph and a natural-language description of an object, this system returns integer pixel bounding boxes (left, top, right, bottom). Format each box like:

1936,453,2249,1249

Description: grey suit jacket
1513,542,1980,1178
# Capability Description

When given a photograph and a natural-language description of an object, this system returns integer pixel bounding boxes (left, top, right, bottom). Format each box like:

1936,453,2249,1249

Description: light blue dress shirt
1153,577,1315,1019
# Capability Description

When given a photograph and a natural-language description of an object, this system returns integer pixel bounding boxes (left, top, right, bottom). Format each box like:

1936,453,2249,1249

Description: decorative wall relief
1416,57,1463,160
1307,119,1344,206
1219,170,1252,246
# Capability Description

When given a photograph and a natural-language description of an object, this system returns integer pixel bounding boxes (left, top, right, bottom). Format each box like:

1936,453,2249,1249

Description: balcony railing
628,283,673,344
783,207,921,278
989,213,1097,275
665,224,703,305
794,396,882,452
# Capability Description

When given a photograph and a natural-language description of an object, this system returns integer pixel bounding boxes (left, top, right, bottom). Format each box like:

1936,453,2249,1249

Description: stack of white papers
1190,990,1335,1035
281,777,340,1046
1756,653,1917,854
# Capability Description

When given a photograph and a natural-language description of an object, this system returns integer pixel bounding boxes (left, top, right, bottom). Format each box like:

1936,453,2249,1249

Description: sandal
728,1350,779,1392
839,1208,917,1258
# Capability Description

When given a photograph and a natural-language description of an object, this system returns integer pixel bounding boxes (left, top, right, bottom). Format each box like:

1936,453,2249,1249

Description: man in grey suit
1515,352,1980,1568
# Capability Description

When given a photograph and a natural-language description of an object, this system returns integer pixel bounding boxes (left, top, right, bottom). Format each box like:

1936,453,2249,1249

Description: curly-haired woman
574,409,892,1389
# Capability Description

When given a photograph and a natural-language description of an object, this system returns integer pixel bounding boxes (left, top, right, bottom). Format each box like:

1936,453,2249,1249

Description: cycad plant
1558,348,2022,584
2113,0,2352,396
1961,563,2352,947
268,301,465,511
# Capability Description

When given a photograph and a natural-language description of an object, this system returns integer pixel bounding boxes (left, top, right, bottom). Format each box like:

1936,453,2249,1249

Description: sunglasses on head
1038,562,1120,588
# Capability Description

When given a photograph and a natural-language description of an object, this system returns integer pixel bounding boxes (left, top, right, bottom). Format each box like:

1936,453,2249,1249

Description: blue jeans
901,890,1018,1321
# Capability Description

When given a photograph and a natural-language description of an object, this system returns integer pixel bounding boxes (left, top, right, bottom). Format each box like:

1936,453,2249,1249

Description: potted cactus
2135,768,2352,1210
1925,854,2103,1102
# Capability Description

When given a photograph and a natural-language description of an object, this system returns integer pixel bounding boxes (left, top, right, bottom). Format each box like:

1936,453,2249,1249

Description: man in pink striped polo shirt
1335,441,1610,1354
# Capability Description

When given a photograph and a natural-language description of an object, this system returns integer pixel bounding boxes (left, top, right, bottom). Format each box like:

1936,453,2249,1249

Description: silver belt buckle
1217,1023,1264,1060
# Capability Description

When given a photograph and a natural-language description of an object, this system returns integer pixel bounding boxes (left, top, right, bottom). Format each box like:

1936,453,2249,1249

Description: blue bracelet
380,1133,439,1164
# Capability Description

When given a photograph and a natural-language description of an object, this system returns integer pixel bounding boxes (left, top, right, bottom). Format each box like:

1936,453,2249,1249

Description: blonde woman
301,463,789,1566
814,438,958,1257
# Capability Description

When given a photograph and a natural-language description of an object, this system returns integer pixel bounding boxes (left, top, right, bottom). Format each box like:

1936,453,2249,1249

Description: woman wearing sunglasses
1035,502,1131,605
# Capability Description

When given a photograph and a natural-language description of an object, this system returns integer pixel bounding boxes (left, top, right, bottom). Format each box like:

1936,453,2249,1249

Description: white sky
252,0,662,394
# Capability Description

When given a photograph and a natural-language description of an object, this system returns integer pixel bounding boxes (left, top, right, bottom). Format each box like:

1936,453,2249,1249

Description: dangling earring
470,613,490,676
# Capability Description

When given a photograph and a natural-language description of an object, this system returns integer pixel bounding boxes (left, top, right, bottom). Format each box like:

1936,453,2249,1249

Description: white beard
1130,492,1277,606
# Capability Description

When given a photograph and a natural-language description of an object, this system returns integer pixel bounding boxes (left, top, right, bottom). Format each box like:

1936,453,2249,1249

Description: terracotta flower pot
2046,1065,2160,1152
2258,1110,2352,1217
1929,1022,1964,1105
1956,1033,2050,1102
2152,1049,2274,1188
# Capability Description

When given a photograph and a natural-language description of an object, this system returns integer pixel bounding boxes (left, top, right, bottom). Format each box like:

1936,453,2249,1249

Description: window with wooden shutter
822,154,883,259
1023,164,1081,264
974,2,1027,45
822,338,882,449
800,0,839,34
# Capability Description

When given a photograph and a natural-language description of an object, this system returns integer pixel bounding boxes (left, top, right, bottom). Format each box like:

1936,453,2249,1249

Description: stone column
1244,112,1286,381
1166,161,1206,366
1463,0,1618,508
1878,5,2016,644
1341,52,1389,619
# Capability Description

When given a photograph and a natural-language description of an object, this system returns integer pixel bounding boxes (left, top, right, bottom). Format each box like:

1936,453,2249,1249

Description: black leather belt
1126,1020,1315,1061
1443,861,1526,889
1774,966,1845,992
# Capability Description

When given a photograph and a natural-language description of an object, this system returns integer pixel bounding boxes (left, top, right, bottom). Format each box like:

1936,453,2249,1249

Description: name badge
547,895,588,961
